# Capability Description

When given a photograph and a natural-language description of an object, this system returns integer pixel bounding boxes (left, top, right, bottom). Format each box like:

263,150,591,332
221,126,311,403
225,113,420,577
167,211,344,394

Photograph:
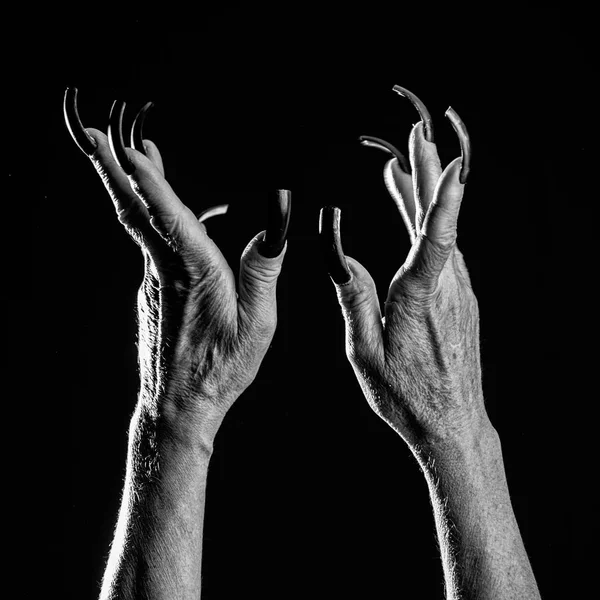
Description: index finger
125,147,226,267
105,99,226,268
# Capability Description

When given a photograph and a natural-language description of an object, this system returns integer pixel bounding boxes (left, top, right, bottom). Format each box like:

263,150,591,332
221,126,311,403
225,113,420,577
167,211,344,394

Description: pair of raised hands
64,85,486,452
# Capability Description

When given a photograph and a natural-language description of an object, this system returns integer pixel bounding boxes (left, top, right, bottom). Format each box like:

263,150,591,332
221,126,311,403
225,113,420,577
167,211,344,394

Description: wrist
409,418,541,598
136,392,229,455
414,407,497,455
412,416,503,487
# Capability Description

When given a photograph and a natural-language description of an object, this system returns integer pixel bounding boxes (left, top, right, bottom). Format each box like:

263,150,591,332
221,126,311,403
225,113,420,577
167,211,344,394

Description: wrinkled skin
334,121,488,449
85,128,286,443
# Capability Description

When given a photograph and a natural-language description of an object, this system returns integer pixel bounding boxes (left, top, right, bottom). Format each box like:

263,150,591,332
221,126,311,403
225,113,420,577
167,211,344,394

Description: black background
21,4,592,598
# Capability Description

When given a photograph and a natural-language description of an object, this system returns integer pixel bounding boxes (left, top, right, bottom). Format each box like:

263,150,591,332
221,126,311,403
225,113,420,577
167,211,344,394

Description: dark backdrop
25,4,591,598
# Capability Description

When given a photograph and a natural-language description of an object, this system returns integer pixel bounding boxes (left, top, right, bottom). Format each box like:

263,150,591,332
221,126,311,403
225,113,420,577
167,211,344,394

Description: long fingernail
108,100,135,175
63,87,97,155
197,204,230,223
319,206,352,285
130,101,154,154
445,107,471,184
258,189,291,258
392,85,434,143
359,135,411,174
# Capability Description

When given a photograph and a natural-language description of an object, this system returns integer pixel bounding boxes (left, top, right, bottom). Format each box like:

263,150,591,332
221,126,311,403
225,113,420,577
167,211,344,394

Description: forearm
413,420,541,600
100,400,218,600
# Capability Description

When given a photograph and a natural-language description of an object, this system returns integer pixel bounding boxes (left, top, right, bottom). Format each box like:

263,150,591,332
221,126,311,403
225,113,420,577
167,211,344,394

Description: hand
320,86,488,450
64,88,291,445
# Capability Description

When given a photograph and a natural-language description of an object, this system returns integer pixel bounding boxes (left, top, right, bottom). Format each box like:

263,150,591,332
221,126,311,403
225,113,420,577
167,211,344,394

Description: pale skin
70,105,540,598
80,125,287,599
331,121,542,598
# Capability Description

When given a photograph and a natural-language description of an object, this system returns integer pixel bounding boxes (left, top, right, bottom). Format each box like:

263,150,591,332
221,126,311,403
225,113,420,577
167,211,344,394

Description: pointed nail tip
444,107,471,183
138,102,154,117
445,107,458,121
131,101,155,154
393,86,434,142
108,99,135,174
63,86,97,155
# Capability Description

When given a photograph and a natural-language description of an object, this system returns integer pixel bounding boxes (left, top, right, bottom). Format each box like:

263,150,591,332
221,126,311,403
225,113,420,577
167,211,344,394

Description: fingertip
242,230,288,265
140,138,159,156
344,255,367,276
126,147,162,179
85,128,124,173
84,127,107,147
335,256,374,296
386,157,413,191
409,121,439,157
140,139,165,175
435,157,464,197
446,156,463,181
408,121,441,170
409,121,426,146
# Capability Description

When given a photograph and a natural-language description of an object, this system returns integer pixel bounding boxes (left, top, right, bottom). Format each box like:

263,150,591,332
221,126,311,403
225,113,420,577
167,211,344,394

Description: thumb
383,157,417,243
237,232,287,339
335,257,385,368
319,206,384,367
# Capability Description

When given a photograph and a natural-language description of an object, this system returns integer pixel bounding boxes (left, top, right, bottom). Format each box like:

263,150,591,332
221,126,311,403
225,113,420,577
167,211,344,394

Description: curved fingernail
108,100,135,175
319,206,352,285
392,85,434,143
130,101,154,154
258,189,291,258
359,135,411,174
197,204,230,223
63,87,97,155
445,107,471,184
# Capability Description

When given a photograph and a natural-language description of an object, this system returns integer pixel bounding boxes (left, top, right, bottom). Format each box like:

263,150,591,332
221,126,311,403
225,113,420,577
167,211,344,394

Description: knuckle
346,340,368,370
344,322,380,367
243,261,280,286
398,265,435,295
337,279,373,312
423,231,455,255
150,213,182,252
388,271,437,312
245,310,277,344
